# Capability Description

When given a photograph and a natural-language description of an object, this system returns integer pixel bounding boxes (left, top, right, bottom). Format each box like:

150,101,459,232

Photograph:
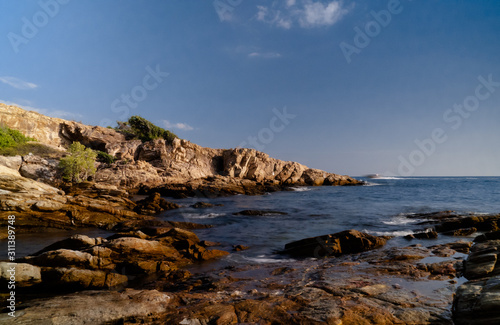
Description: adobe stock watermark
237,107,296,151
99,65,169,127
213,0,242,21
397,74,500,176
7,0,70,54
340,0,412,64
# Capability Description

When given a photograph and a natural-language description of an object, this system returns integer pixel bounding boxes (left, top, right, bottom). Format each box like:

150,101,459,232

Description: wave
364,229,414,237
229,254,296,264
290,187,312,192
181,213,225,219
381,214,421,225
374,176,404,180
363,182,383,186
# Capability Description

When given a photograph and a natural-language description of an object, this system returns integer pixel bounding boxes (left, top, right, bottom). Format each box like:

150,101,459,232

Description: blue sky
0,0,499,176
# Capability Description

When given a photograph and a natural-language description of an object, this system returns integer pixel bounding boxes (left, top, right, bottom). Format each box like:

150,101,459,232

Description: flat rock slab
1,289,171,325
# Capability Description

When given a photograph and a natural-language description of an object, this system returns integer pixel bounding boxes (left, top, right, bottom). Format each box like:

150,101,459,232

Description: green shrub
0,126,36,149
59,142,97,183
96,150,116,164
116,116,178,144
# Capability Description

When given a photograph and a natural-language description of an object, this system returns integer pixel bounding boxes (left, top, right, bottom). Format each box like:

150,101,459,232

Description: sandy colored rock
1,289,171,324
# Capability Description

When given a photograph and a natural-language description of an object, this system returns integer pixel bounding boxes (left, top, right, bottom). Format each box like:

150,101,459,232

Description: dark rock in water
281,229,387,258
435,215,500,233
233,210,288,216
191,201,223,208
443,227,477,237
404,231,438,240
133,192,180,215
233,244,250,251
474,230,500,243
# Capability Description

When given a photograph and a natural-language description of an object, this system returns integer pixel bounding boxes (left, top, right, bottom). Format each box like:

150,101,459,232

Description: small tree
59,142,97,183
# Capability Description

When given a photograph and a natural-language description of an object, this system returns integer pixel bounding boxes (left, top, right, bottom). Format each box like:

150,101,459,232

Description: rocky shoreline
2,104,500,323
4,211,500,324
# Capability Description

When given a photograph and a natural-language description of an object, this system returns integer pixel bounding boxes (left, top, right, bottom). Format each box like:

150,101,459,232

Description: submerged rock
282,229,387,258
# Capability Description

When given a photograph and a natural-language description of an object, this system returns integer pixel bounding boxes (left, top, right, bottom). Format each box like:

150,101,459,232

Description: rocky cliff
0,103,361,191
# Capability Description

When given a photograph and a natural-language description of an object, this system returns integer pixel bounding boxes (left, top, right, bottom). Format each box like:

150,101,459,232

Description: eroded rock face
282,229,387,258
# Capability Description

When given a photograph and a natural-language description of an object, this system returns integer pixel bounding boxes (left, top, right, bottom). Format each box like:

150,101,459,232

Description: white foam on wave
236,255,296,264
290,187,312,192
374,176,404,180
365,229,414,237
182,213,225,219
363,182,382,186
381,215,420,225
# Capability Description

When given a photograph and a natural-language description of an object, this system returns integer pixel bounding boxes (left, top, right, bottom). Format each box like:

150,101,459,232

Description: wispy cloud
248,52,282,59
162,120,194,131
0,76,38,90
0,99,83,120
256,0,349,29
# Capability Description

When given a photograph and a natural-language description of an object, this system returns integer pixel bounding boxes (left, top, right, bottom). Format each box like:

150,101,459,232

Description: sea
5,176,500,262
162,176,500,265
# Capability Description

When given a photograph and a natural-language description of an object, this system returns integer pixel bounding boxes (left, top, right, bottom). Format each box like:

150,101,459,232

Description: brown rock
133,192,179,215
42,267,128,290
282,229,387,258
2,289,171,324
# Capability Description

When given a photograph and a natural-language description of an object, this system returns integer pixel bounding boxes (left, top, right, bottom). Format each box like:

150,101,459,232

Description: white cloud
299,1,347,27
0,99,83,120
248,52,282,59
162,120,194,131
0,76,38,90
255,0,349,29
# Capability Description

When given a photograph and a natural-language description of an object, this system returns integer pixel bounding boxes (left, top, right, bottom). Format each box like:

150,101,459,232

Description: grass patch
0,126,63,157
0,142,64,158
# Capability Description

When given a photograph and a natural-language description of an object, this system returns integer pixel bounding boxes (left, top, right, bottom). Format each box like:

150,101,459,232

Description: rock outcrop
2,289,172,325
452,231,500,324
1,103,361,193
282,229,388,258
16,230,228,292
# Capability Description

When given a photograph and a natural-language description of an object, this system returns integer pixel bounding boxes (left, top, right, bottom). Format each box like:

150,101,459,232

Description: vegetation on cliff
0,125,61,157
59,142,97,183
117,115,177,144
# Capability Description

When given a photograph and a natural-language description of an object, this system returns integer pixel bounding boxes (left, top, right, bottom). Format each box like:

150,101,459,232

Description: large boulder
0,262,42,287
463,240,500,280
19,154,60,185
282,229,387,258
453,276,500,325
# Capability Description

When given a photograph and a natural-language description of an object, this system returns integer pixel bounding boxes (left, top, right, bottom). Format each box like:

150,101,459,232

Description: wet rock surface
282,229,388,258
452,231,500,324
